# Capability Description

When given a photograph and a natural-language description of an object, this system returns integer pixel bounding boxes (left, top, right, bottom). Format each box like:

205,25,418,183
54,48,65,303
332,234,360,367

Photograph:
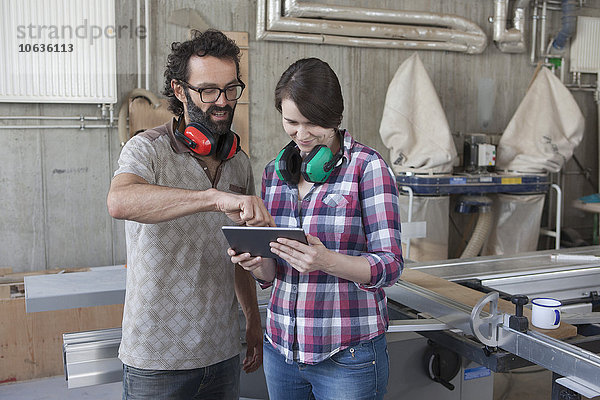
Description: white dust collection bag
496,67,584,173
379,53,458,174
482,193,546,256
398,195,449,261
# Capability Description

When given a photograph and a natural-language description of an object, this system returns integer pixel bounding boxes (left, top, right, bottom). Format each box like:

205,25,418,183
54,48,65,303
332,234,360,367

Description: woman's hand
269,234,333,273
228,248,277,282
228,249,265,272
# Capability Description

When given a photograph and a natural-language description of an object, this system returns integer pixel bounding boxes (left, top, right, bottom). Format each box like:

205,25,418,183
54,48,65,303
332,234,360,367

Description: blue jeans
263,334,389,400
122,355,240,400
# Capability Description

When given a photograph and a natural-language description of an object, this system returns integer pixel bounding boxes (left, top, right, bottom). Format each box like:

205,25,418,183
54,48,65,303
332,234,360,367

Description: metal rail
62,328,122,388
385,280,600,397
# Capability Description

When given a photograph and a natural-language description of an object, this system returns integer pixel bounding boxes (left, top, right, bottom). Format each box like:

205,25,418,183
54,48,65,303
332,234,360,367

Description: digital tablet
222,226,308,258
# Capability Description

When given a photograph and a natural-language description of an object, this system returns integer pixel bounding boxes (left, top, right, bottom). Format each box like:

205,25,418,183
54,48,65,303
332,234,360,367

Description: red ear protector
174,115,240,160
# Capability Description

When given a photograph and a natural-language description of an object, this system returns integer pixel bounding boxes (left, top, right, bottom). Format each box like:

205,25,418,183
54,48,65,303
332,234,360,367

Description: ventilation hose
457,195,493,258
552,0,576,51
460,210,493,258
117,88,162,146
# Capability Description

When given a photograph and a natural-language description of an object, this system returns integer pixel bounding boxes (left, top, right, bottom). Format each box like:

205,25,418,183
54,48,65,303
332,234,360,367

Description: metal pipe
541,177,562,247
271,17,485,45
109,104,114,126
540,1,548,55
144,0,150,90
0,116,114,121
285,0,484,34
262,30,471,52
136,0,142,88
401,186,414,260
256,0,267,39
534,4,563,10
553,183,562,250
530,0,539,63
597,74,600,194
0,125,114,130
259,0,487,54
492,0,530,53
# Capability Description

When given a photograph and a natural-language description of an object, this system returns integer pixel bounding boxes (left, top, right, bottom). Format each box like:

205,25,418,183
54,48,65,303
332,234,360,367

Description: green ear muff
301,145,336,183
275,142,303,184
275,141,342,184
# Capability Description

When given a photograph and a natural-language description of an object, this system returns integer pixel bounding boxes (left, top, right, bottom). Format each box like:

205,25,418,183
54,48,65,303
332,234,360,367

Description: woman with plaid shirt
229,58,403,400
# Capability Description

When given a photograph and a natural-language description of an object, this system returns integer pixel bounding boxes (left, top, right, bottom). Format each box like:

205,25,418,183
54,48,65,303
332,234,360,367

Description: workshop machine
383,247,600,400
24,246,600,399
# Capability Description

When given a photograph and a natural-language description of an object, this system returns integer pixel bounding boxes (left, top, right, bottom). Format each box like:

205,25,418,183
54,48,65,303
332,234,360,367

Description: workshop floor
0,371,570,400
0,368,591,400
493,366,552,400
493,366,593,400
0,376,260,400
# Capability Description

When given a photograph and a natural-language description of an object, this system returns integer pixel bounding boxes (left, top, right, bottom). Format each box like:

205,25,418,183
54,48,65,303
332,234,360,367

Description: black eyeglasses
181,80,245,103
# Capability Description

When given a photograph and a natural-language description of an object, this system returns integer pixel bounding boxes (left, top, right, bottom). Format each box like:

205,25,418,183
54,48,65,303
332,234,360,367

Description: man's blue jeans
263,334,389,400
122,354,240,400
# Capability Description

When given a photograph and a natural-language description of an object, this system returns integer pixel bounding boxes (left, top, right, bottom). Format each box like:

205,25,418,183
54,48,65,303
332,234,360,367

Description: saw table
385,246,600,399
23,246,600,399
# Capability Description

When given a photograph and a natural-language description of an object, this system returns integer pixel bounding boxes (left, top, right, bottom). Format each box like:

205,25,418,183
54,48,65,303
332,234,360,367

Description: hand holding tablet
222,226,308,258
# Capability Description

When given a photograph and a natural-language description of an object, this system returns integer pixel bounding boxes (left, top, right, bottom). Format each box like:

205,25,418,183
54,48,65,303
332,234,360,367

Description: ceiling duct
257,0,487,54
492,0,530,53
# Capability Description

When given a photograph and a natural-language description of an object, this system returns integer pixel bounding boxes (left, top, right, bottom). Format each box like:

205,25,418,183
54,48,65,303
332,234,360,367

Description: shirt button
292,285,297,292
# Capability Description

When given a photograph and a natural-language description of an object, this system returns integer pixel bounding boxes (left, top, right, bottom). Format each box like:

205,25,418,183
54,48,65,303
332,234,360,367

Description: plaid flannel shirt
260,130,403,364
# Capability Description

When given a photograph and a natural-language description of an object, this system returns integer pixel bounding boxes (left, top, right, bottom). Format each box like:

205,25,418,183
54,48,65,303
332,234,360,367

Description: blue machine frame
396,173,550,195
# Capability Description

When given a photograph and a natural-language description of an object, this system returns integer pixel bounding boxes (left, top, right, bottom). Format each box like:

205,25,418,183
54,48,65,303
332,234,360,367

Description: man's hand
242,318,263,373
216,193,275,227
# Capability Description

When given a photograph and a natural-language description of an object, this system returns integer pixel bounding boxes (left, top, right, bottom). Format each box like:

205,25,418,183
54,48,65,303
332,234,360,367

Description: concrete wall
1,0,599,272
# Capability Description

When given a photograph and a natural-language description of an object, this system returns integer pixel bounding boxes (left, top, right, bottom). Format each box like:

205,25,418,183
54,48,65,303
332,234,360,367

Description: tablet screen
222,226,307,258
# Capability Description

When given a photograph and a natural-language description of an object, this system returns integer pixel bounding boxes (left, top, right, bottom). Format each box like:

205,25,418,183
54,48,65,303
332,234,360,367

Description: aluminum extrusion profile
502,328,600,397
63,328,122,389
388,318,451,332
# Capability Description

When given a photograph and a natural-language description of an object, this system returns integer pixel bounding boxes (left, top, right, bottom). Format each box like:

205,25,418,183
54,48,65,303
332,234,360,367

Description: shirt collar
340,129,353,164
168,117,191,155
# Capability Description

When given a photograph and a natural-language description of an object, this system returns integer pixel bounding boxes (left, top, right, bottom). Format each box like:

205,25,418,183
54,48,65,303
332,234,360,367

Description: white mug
531,298,561,330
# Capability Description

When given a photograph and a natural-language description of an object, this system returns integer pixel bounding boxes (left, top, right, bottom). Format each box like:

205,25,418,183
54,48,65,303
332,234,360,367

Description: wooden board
0,298,123,383
0,267,90,285
401,268,577,340
0,283,24,299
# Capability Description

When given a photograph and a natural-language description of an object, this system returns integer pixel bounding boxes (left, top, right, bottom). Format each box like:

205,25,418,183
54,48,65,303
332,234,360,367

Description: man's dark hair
274,58,344,129
163,29,242,116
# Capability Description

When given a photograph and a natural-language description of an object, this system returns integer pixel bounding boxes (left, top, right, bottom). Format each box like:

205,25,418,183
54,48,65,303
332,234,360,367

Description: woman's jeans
122,354,240,400
263,334,389,400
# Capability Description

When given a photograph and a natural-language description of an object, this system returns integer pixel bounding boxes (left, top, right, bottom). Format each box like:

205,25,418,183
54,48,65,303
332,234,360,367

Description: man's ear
172,80,187,104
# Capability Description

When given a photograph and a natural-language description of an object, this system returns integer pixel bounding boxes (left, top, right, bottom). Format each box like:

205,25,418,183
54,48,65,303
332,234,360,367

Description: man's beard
184,89,235,136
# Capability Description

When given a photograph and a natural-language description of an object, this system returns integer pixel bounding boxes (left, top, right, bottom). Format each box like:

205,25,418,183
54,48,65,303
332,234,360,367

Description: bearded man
107,29,273,400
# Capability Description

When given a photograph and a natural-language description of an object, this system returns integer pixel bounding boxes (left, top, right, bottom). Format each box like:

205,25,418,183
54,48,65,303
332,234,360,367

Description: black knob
509,295,529,332
511,295,529,317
